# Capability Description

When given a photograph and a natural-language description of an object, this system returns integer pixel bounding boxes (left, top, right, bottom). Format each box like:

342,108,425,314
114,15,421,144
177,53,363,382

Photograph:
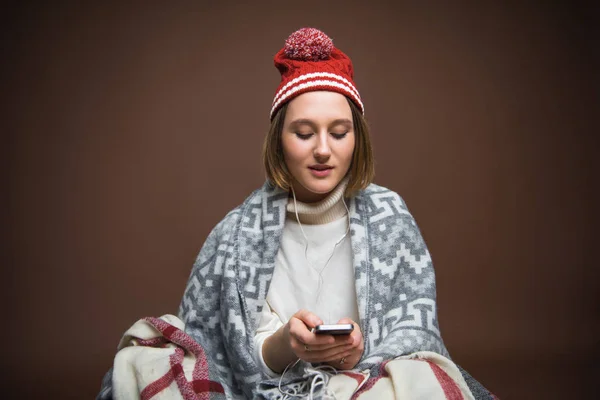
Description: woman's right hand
285,309,355,364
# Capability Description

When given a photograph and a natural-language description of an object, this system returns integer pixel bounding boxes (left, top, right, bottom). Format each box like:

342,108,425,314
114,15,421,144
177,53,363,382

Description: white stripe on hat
270,78,364,118
273,72,361,106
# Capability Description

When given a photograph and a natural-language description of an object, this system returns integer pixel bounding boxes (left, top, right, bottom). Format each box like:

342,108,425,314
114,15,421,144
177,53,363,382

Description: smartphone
314,323,354,335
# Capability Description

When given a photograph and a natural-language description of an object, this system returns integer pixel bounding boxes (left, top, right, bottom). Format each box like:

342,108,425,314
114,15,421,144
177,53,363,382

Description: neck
287,177,349,225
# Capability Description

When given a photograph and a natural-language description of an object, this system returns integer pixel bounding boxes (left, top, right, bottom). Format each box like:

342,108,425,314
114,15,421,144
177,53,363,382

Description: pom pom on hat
284,27,334,61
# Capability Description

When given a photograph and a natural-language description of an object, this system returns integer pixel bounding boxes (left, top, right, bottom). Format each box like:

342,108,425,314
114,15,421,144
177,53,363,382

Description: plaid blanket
325,351,477,399
109,315,225,400
98,315,496,400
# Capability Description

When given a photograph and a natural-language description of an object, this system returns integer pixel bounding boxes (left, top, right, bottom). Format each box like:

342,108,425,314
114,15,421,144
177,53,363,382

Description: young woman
177,28,494,399
99,27,494,400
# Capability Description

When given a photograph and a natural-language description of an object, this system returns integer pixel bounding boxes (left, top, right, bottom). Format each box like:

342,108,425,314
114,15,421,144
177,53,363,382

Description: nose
313,132,331,160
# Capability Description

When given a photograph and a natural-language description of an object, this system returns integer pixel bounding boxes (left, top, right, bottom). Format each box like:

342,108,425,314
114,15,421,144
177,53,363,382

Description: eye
295,132,313,140
331,132,348,140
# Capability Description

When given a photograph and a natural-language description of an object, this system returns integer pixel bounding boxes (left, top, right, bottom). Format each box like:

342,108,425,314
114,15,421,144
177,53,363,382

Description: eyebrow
289,118,353,128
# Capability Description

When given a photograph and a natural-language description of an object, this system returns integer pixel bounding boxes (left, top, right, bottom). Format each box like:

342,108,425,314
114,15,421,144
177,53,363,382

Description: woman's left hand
324,318,364,370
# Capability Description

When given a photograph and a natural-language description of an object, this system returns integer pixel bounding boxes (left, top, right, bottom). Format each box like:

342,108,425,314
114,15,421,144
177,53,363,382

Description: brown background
2,1,598,399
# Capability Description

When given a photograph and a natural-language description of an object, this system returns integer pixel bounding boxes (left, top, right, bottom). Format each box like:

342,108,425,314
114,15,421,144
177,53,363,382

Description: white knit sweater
253,178,359,376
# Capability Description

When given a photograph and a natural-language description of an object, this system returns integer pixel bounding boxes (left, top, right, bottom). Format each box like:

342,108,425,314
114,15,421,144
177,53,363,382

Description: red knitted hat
270,27,364,120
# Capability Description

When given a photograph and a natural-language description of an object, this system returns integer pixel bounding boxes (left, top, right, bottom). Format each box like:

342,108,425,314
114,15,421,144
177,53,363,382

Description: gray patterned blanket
179,181,449,399
98,181,495,399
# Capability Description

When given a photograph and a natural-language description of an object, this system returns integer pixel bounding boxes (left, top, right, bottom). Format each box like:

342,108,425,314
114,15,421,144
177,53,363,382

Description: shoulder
208,189,256,240
357,183,411,214
213,206,242,236
357,183,430,253
210,183,275,238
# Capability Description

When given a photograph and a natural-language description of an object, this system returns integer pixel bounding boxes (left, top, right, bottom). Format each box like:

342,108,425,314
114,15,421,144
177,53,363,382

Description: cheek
282,141,307,165
282,143,301,171
341,138,356,163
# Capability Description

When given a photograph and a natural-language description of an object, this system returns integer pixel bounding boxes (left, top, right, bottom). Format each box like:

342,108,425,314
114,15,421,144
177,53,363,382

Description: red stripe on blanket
424,359,464,400
171,362,184,377
192,379,226,394
138,359,225,399
137,337,167,347
140,317,220,399
145,317,211,382
162,324,177,339
140,369,175,400
169,349,200,400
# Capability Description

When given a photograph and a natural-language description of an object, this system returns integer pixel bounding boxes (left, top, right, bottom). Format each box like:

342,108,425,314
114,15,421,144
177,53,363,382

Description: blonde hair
262,97,375,198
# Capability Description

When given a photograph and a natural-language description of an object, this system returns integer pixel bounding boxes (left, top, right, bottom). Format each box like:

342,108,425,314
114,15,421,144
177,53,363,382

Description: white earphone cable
278,185,349,399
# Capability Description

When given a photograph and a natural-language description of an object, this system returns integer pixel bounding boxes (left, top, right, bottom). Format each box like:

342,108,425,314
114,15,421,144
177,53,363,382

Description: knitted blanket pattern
178,182,448,399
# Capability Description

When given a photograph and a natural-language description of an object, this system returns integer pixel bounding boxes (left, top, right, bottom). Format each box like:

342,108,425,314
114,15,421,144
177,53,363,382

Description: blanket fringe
278,360,338,400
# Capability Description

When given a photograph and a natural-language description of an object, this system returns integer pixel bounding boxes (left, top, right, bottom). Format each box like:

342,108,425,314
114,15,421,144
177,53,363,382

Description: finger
334,319,362,347
292,336,350,359
306,344,354,363
296,341,345,363
301,338,351,352
295,333,336,348
305,334,353,349
346,329,361,347
293,309,323,329
321,349,354,363
288,325,334,355
289,320,335,346
290,335,321,359
336,318,361,333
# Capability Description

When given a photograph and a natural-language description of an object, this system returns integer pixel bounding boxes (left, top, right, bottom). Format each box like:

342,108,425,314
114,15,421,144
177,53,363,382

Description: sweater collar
286,176,349,225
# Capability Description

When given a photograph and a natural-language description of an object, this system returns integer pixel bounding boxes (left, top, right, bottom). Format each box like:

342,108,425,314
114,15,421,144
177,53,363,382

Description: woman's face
282,91,355,203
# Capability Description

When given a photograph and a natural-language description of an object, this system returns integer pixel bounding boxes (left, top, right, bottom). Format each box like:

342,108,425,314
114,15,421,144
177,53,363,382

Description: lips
308,165,333,178
309,164,333,171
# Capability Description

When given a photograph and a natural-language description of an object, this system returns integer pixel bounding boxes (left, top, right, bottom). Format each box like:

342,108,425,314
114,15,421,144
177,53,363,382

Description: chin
303,180,338,194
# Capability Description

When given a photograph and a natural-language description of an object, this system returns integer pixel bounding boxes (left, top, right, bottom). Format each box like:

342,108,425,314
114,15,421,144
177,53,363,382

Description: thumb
295,309,323,329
